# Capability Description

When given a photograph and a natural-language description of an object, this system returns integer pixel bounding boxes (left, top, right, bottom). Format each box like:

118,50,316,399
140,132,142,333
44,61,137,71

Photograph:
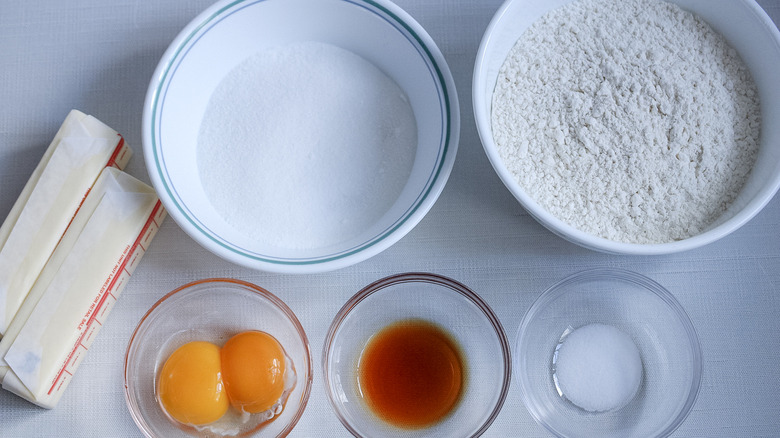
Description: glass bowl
322,272,511,437
516,269,702,438
124,278,312,437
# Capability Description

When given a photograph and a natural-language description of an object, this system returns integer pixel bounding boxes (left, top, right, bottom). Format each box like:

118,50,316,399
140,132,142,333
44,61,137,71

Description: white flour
198,42,416,250
492,0,760,244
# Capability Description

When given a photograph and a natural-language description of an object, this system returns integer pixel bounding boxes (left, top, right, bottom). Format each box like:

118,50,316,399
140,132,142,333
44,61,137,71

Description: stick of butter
0,167,165,408
0,110,131,335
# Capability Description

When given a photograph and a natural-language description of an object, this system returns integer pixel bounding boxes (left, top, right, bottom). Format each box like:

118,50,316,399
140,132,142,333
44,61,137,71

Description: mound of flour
491,0,760,244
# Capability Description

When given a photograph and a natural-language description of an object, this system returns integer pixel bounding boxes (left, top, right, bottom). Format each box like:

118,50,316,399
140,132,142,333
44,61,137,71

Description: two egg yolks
157,331,287,426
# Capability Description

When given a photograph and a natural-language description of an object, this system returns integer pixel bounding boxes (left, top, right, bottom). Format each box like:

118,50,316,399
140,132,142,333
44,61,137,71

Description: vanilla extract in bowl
323,273,510,437
357,319,465,429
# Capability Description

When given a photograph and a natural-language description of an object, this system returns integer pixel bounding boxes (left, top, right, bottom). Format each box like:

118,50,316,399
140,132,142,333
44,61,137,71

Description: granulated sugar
491,0,761,244
198,42,417,249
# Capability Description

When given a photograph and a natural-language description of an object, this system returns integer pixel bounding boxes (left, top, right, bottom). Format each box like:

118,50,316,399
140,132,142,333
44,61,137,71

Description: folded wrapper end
2,369,52,409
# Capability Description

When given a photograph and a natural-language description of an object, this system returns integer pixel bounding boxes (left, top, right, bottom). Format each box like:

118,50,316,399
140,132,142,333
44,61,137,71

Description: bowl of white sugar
143,0,459,273
516,269,702,437
473,0,780,255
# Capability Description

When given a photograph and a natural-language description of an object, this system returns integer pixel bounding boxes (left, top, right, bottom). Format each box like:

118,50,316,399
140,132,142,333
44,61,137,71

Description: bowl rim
142,0,460,274
321,272,512,438
472,0,780,255
515,268,703,438
123,278,313,438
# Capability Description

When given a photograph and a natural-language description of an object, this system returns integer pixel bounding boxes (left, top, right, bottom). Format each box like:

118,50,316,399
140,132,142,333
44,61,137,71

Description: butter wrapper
0,168,165,408
0,110,132,334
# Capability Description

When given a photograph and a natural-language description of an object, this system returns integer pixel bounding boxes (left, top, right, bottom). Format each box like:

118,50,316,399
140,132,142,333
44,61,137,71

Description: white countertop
1,0,779,436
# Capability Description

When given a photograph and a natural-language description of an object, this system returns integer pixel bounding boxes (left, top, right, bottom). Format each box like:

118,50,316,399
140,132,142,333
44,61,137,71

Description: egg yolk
158,341,229,425
220,331,286,414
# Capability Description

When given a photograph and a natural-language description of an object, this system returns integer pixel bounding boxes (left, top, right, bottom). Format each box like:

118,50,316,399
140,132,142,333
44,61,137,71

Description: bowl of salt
143,0,459,273
515,269,702,438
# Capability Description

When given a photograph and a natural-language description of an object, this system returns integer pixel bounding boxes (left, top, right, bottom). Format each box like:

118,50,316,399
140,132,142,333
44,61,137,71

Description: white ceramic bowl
473,0,780,255
143,0,459,273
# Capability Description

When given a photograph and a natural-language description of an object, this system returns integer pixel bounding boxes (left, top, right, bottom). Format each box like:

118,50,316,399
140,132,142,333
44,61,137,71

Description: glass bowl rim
322,272,512,437
515,268,703,438
123,277,313,438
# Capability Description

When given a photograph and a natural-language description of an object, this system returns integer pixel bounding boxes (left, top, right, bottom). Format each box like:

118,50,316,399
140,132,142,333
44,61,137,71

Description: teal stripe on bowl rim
150,0,454,265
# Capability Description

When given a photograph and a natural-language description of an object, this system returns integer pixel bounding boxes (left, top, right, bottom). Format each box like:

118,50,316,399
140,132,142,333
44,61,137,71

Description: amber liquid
357,319,465,429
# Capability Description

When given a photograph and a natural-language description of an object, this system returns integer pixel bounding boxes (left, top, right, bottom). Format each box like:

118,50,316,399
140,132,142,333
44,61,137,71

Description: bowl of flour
143,0,459,273
474,0,780,255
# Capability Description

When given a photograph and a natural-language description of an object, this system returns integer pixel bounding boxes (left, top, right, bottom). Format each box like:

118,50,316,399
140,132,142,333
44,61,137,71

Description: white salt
553,323,642,412
197,41,417,249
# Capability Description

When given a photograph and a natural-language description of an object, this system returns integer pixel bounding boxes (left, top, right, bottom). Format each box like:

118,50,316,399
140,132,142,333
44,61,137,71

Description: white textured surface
0,0,779,437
